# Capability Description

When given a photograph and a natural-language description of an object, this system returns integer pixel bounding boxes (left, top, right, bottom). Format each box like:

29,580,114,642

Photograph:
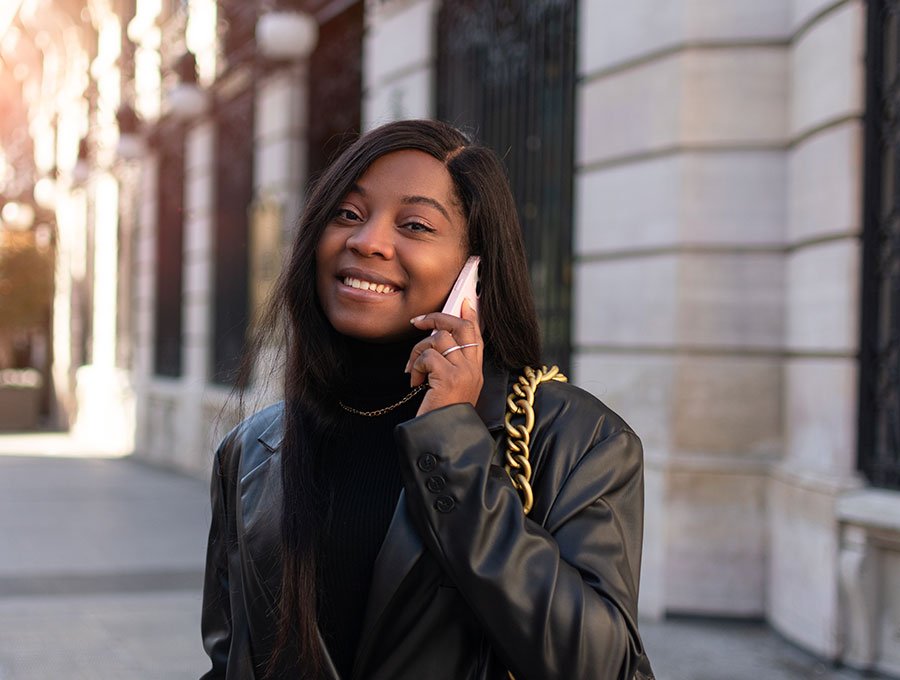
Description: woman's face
315,149,469,342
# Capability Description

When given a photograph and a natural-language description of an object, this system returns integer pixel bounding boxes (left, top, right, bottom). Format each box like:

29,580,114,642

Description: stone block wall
363,0,437,127
573,0,791,619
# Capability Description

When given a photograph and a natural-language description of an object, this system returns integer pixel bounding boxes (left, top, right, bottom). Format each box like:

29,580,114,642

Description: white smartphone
436,255,480,324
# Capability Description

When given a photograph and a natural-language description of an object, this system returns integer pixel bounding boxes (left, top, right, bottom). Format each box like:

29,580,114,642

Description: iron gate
436,0,576,370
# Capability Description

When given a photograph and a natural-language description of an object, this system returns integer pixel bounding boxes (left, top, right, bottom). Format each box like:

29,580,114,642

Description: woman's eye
334,208,361,222
403,221,435,234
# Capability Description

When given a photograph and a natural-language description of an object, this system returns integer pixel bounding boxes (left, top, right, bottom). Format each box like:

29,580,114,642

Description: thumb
460,297,478,322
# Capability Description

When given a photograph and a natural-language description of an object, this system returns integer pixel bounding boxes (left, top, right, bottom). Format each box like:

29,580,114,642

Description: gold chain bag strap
503,365,567,515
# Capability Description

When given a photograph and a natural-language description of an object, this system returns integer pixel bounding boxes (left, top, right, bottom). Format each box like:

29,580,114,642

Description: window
859,0,900,489
153,125,186,377
219,0,257,68
211,87,254,385
307,1,363,181
436,0,577,370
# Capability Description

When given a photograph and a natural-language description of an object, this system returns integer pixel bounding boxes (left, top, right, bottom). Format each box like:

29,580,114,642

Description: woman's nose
345,217,394,259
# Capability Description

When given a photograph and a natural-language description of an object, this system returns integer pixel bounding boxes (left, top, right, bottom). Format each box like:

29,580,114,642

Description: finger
405,330,455,373
441,298,482,366
410,312,478,344
438,342,480,367
410,347,446,387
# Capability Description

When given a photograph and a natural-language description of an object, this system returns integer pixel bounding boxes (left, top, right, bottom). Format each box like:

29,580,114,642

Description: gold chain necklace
339,383,428,417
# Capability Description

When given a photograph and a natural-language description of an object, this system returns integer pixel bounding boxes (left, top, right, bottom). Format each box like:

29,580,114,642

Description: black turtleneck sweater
315,337,426,679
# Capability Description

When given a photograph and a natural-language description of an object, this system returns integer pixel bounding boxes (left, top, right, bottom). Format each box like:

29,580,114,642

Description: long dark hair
255,119,541,677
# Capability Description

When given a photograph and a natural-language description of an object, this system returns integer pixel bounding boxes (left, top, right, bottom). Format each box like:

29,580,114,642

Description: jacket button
426,475,446,493
417,453,437,472
434,495,455,513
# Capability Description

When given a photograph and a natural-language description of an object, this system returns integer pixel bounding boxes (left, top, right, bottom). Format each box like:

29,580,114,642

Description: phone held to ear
436,255,480,326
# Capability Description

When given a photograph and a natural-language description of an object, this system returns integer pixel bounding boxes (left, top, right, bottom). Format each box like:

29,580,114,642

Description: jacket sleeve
395,403,646,680
199,443,234,679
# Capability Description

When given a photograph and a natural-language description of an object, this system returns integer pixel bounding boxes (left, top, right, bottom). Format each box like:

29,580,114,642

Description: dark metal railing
436,0,577,370
859,0,900,489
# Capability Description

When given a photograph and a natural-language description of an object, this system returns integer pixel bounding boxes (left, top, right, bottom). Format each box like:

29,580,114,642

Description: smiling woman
199,120,653,680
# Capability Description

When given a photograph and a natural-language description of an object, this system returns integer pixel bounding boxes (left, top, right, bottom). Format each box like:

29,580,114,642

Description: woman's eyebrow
400,195,450,220
350,183,451,220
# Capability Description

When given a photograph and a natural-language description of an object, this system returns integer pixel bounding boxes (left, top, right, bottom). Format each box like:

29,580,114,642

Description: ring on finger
441,342,479,357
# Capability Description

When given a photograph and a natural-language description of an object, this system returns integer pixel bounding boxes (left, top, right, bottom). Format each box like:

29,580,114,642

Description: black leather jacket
200,366,654,680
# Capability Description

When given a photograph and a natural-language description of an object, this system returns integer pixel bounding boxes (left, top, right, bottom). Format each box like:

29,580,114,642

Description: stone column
245,63,310,408
363,0,438,128
73,172,135,454
132,153,160,459
573,1,791,619
180,120,216,475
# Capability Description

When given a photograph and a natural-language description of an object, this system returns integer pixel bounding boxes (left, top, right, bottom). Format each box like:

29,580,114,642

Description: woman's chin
331,319,419,344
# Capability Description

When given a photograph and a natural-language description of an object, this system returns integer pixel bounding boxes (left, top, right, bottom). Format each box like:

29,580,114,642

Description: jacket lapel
238,420,282,601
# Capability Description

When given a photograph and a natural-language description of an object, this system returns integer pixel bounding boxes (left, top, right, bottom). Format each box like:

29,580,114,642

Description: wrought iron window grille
859,0,900,489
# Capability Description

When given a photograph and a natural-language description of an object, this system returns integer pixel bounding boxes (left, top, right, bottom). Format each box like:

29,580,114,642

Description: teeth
343,277,395,294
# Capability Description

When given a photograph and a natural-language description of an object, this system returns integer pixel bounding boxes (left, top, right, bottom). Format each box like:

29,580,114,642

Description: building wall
363,0,438,128
573,0,791,620
359,0,900,672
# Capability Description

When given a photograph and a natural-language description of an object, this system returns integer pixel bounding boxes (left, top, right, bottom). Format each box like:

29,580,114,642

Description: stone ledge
770,461,862,495
645,451,775,475
837,488,900,535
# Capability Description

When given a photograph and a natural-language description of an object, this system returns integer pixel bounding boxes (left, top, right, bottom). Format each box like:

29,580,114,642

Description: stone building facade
14,0,895,675
362,2,900,673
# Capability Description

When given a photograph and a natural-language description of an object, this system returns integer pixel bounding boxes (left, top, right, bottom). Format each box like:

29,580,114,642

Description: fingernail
410,315,426,324
403,360,410,373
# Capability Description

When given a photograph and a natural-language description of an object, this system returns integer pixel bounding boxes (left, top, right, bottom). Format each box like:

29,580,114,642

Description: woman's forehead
351,149,464,217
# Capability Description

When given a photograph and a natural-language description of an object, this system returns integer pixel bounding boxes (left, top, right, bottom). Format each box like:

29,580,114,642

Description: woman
200,119,653,680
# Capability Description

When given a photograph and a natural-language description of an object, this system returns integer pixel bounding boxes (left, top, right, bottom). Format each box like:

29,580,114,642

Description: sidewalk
0,435,209,680
0,433,893,680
